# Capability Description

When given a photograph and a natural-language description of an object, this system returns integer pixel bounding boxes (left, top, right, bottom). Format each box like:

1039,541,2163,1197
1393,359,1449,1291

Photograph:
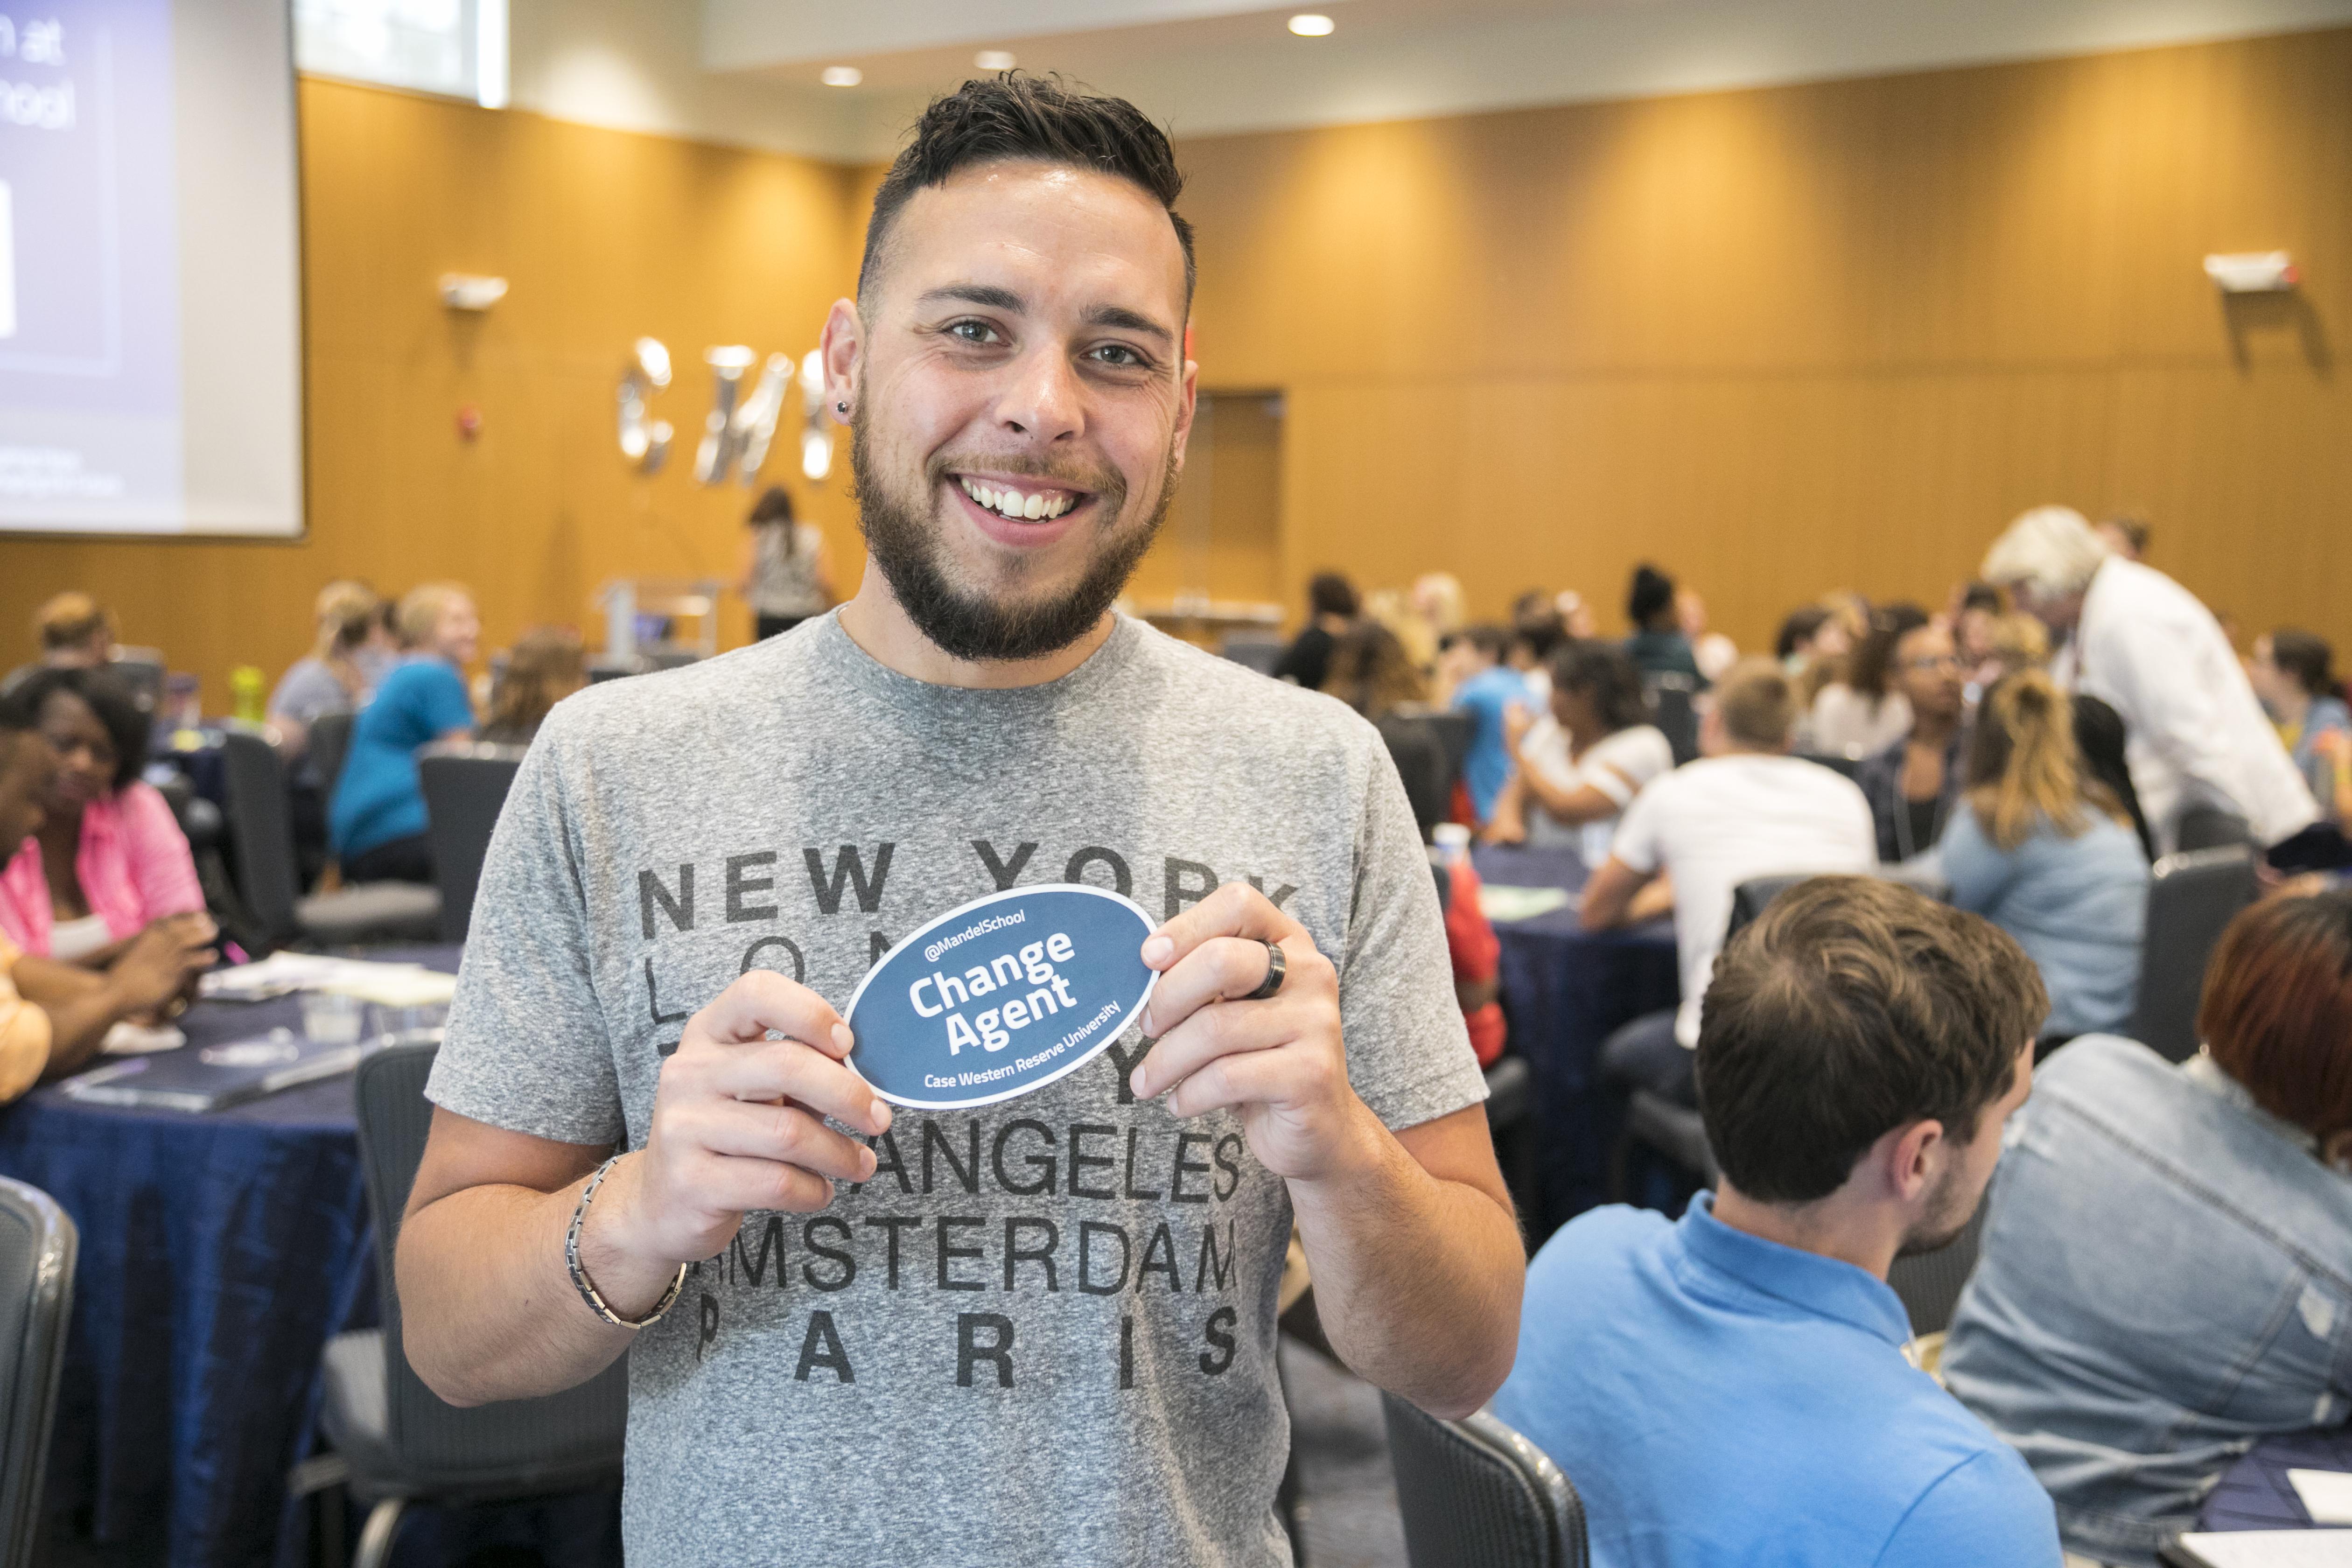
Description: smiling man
397,77,1522,1566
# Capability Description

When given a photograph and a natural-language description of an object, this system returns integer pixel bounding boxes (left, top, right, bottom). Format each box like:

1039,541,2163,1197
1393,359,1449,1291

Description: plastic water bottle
229,666,266,725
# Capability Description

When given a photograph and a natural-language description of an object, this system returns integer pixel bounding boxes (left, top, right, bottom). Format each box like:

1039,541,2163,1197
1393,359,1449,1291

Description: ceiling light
975,49,1016,71
1287,14,1335,36
820,65,862,87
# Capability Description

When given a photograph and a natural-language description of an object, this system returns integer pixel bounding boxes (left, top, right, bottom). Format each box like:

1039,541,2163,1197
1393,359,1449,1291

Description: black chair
1381,718,1454,840
419,747,526,944
1796,750,1863,782
1642,674,1700,766
309,709,358,802
301,1042,626,1568
2126,845,2259,1063
2172,805,2255,854
1884,1200,1987,1339
1218,632,1285,677
1,1177,77,1568
1383,1393,1588,1568
1725,872,1818,941
219,730,441,950
1422,711,1475,800
107,650,166,720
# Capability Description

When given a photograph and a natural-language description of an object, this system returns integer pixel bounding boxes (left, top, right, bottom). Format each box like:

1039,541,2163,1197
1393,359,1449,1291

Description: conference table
0,949,449,1568
1470,843,1680,1239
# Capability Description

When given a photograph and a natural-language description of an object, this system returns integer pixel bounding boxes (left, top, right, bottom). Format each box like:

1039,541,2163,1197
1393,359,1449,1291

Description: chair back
308,709,358,800
1378,717,1453,841
353,1043,626,1494
1724,872,1817,942
0,1178,77,1568
1218,632,1284,677
2128,845,2259,1063
1643,674,1700,766
1795,750,1863,782
220,728,303,947
1423,711,1476,794
1383,1393,1588,1568
419,748,525,943
106,651,167,720
1885,1200,1986,1338
2173,805,2255,854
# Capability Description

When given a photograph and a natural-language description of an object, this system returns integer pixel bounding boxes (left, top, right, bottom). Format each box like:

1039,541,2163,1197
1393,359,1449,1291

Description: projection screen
0,0,303,537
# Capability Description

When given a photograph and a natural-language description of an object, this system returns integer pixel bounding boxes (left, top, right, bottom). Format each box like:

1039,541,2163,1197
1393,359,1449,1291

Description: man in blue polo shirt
1442,623,1529,826
1494,875,2061,1567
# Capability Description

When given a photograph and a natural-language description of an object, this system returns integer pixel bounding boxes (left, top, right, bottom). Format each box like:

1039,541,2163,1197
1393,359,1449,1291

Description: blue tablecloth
1472,844,1680,1237
2198,1425,2352,1533
0,946,462,1568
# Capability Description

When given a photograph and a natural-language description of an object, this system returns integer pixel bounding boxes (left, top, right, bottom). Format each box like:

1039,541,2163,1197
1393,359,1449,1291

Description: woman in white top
738,486,834,640
1803,602,1928,758
1489,641,1674,863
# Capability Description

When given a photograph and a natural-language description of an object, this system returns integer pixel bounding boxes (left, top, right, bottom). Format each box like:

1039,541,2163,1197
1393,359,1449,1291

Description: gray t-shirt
429,610,1485,1567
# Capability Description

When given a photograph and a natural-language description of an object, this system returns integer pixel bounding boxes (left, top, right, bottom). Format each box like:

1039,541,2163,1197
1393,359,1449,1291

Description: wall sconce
617,337,672,474
2204,251,2298,293
439,273,508,311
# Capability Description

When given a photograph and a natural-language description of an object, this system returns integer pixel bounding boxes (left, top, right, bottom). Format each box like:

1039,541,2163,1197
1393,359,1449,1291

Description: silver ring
1242,939,1286,1001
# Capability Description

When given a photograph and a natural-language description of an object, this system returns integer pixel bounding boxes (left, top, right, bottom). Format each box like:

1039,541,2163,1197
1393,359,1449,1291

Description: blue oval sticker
845,885,1160,1109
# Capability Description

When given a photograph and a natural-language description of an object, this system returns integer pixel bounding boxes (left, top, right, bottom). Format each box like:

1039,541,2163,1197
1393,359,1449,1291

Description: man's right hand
586,971,894,1290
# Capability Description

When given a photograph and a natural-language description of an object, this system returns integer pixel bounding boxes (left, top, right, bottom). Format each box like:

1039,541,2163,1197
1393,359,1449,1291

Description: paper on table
2290,1469,2352,1526
2170,1531,2352,1567
102,1021,186,1055
1478,884,1572,923
201,954,453,1006
315,968,457,1007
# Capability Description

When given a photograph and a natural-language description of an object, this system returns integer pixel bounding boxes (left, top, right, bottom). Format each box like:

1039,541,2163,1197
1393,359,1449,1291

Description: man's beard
851,411,1176,664
1894,1160,1980,1259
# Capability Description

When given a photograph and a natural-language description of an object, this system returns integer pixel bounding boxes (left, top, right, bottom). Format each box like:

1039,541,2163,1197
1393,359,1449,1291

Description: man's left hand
1130,882,1374,1184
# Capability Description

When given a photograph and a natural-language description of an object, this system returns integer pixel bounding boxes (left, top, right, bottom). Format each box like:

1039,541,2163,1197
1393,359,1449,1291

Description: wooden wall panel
0,80,864,703
1183,27,2352,652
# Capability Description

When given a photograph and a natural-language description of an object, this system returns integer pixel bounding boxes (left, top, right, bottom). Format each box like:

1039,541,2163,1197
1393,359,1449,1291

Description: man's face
1899,1042,2033,1256
0,732,59,847
834,160,1197,662
1894,624,1964,723
2008,580,2084,637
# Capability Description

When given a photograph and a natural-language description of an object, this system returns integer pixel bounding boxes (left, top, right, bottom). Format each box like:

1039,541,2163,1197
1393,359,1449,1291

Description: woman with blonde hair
329,582,479,884
1940,670,2149,1041
480,627,587,746
268,581,383,757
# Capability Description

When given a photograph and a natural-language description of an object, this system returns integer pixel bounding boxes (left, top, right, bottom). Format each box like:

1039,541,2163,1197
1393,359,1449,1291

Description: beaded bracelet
564,1153,687,1330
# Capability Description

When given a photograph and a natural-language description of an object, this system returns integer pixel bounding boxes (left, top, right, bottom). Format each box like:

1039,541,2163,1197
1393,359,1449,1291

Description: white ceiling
508,0,2352,164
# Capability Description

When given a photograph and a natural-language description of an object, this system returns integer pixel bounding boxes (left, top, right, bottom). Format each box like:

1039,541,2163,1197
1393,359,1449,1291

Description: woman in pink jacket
0,666,206,966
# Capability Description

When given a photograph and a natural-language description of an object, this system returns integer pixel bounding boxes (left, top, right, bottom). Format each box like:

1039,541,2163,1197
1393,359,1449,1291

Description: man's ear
819,298,863,427
1881,1118,1946,1206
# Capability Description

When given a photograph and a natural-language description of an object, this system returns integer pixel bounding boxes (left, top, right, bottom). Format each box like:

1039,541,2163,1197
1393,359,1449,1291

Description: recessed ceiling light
820,65,863,87
1288,13,1335,36
975,49,1016,71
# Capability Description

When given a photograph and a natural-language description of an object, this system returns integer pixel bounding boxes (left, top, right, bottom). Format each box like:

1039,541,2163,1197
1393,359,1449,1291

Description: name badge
846,886,1160,1109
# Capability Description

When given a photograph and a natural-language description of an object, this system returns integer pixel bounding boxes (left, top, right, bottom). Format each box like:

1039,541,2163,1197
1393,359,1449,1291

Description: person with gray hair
1981,505,2315,856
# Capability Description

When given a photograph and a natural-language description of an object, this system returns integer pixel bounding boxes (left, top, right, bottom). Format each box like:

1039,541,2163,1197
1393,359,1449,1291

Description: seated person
1440,623,1529,827
1942,888,2352,1568
1774,604,1838,679
1488,641,1673,863
1805,603,1928,759
2250,627,2350,824
1940,672,2147,1041
478,626,587,747
1622,563,1702,683
0,693,216,1102
1494,877,2058,1568
1854,619,1968,863
1677,588,1737,683
330,583,479,884
1583,658,1877,1106
268,580,385,761
0,668,204,965
1273,572,1357,691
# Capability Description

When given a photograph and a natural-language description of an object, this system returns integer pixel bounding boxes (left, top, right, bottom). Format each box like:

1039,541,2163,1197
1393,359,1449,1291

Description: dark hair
1845,602,1931,701
749,486,795,526
1323,621,1425,720
2102,514,2151,555
2267,628,2336,698
1960,582,2008,616
0,687,35,735
1697,876,2046,1203
1774,606,1830,661
1512,609,1568,666
2199,890,2352,1149
1547,641,1647,734
14,666,149,791
859,74,1193,305
1307,572,1359,620
2070,694,2153,859
1443,623,1512,664
1627,564,1676,630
